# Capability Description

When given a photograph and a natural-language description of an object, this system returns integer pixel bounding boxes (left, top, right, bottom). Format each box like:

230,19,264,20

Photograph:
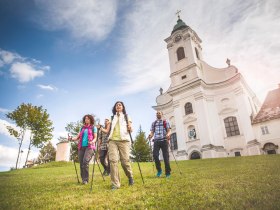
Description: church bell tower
165,11,203,89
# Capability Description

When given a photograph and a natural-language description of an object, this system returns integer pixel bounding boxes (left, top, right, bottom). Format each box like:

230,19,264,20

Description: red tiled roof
252,85,280,124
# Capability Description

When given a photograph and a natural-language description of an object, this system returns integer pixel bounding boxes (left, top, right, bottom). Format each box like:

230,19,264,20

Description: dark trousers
78,147,94,182
99,149,110,173
153,140,171,175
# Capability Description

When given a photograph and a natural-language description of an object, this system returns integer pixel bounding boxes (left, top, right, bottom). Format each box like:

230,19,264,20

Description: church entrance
263,143,278,155
190,151,201,160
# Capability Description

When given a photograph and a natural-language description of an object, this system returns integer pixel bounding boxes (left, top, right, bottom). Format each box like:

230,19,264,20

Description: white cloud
0,107,10,113
116,0,280,100
0,49,18,64
0,49,50,83
10,62,44,83
37,84,58,91
0,119,32,144
34,0,118,42
0,145,39,169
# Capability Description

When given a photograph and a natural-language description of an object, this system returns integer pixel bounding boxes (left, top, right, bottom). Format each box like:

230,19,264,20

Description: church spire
171,10,188,34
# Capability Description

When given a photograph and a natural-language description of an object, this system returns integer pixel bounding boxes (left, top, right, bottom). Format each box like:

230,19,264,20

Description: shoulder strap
152,120,157,133
124,114,129,126
163,120,167,132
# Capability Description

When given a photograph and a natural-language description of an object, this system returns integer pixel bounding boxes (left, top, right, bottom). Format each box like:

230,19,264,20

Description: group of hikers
68,101,172,190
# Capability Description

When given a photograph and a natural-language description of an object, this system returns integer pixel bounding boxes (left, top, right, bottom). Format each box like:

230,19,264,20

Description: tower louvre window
177,47,185,61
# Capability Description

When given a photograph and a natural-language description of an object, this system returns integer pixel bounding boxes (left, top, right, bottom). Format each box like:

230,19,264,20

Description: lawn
0,155,279,209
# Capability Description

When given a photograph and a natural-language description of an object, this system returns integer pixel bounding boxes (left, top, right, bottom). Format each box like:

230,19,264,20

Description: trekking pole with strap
68,134,80,184
128,132,145,184
124,114,145,184
168,139,183,175
147,138,155,174
90,127,105,192
95,129,105,181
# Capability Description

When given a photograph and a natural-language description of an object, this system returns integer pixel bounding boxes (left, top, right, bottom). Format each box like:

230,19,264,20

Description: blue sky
0,0,280,171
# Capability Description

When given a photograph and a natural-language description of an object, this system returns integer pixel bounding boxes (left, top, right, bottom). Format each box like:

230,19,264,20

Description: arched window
177,47,185,61
224,116,240,137
185,102,193,115
170,133,178,151
195,47,200,59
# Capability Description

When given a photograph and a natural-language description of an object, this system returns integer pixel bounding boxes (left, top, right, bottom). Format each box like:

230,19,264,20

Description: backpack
152,120,167,133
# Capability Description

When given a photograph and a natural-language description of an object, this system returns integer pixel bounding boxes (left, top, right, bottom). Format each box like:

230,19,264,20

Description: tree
65,120,83,162
131,126,152,162
6,104,31,169
6,103,54,168
37,141,56,164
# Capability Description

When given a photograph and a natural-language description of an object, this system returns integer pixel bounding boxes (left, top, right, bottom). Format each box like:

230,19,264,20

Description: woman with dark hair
69,114,97,184
107,101,134,190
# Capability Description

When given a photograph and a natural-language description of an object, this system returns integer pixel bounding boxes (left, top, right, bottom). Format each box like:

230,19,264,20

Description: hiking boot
82,181,88,185
111,185,119,191
129,177,134,186
166,174,171,179
156,170,162,177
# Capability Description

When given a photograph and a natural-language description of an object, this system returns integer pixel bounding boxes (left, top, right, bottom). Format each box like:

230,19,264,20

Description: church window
195,47,200,59
177,47,185,61
181,75,186,80
170,133,178,151
185,102,193,115
224,116,240,137
261,126,269,135
190,151,201,159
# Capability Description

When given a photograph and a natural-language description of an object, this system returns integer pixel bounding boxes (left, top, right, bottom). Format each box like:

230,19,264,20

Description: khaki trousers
108,140,133,188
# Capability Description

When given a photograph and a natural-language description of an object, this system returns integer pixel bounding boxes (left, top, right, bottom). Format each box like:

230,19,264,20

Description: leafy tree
65,120,83,162
6,103,54,168
131,126,152,162
6,104,31,169
37,141,56,164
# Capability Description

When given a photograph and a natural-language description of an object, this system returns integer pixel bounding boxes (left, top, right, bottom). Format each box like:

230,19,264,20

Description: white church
153,16,280,160
56,16,280,162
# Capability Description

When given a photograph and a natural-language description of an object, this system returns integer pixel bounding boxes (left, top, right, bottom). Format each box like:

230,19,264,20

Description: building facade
153,17,279,160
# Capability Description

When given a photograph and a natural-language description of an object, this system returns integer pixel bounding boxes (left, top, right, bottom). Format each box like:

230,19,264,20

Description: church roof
171,18,188,34
252,85,280,124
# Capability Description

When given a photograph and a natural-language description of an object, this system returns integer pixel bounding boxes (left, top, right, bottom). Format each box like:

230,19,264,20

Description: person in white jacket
107,101,134,190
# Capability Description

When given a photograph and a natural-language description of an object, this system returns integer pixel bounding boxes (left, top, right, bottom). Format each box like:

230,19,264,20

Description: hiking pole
168,142,183,175
90,127,105,192
128,132,145,184
147,138,155,174
68,134,80,184
95,129,105,181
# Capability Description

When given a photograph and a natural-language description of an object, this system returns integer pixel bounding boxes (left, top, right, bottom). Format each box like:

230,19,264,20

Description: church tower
164,13,203,89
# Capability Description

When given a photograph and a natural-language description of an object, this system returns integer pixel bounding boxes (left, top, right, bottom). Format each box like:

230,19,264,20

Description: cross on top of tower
176,10,181,19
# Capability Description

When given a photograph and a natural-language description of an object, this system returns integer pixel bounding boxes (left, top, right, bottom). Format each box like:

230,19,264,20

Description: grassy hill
0,155,280,209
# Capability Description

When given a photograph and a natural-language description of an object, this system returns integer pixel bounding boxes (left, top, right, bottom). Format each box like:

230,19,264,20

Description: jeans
78,147,94,182
99,149,110,173
153,140,171,175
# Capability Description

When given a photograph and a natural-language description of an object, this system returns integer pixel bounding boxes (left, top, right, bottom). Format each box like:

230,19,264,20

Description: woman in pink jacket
70,114,97,184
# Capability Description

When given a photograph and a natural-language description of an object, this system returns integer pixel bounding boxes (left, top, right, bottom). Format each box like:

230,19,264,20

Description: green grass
0,155,280,209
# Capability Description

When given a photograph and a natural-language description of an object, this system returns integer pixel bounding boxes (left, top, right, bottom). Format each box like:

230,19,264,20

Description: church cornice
183,114,197,124
152,99,173,110
168,73,242,97
170,63,197,77
218,107,238,115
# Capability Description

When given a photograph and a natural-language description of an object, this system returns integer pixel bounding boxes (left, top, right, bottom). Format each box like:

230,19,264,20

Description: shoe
82,181,88,185
111,185,119,191
129,177,134,186
166,174,171,178
156,170,162,177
